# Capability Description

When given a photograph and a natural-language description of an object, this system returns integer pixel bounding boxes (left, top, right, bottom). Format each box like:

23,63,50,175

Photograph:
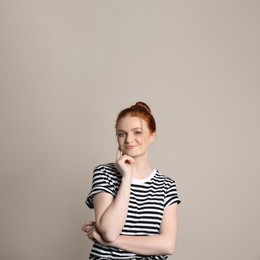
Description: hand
82,221,102,242
81,221,112,245
114,148,135,178
82,221,96,241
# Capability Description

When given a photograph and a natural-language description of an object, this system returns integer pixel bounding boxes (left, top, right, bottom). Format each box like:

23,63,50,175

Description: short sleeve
85,165,116,209
164,178,181,208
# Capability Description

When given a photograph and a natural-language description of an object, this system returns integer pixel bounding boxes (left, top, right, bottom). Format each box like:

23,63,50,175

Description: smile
125,145,136,149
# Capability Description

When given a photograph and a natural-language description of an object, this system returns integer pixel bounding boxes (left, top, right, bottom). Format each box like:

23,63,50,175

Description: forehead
116,116,148,130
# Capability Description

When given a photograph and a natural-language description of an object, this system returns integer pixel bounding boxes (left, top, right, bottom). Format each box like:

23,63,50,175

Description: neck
132,154,153,179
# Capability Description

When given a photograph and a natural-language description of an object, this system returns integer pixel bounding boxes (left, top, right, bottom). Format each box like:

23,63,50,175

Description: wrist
121,175,132,183
106,235,119,247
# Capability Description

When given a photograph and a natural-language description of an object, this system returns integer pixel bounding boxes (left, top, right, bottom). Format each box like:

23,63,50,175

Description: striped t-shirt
85,163,181,260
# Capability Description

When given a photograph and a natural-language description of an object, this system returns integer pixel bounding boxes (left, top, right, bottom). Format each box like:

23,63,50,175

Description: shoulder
154,169,176,183
155,170,181,205
93,163,120,180
153,170,179,189
94,162,118,172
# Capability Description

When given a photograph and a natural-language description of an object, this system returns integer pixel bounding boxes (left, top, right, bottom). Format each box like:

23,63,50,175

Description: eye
117,132,126,138
134,130,142,135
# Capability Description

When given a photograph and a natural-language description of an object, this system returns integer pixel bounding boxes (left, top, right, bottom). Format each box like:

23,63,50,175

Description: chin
128,151,143,158
124,151,136,156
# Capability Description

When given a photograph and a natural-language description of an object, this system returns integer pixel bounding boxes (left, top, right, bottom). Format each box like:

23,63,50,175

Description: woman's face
116,116,155,158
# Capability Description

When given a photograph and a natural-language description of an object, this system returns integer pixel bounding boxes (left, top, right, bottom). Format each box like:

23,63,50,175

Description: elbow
101,231,118,243
95,224,118,243
166,246,175,256
164,241,176,256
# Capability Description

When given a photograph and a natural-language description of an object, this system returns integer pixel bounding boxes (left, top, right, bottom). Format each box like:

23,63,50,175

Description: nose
125,133,133,143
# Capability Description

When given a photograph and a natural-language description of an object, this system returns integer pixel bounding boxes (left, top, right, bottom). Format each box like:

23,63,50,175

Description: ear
150,132,156,144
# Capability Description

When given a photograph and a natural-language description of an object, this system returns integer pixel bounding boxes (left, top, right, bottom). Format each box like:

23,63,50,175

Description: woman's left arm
84,203,179,256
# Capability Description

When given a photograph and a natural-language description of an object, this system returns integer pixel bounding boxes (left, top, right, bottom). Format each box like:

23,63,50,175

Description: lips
125,145,136,149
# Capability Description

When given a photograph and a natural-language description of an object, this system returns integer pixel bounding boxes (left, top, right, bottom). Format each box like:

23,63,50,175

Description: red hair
115,101,156,133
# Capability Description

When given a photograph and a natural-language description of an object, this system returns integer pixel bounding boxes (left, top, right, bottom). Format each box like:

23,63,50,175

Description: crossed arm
96,202,178,256
82,178,179,256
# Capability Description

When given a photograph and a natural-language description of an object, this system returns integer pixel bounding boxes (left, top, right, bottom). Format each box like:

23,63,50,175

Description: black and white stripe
86,163,181,260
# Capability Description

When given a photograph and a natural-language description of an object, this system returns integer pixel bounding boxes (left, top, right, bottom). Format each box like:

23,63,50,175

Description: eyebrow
117,127,142,132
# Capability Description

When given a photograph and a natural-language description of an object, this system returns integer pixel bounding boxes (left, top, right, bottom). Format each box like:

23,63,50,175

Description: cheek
139,136,150,146
135,135,143,143
117,138,125,146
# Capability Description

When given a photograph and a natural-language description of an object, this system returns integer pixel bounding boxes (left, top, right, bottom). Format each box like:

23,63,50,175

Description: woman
82,101,181,259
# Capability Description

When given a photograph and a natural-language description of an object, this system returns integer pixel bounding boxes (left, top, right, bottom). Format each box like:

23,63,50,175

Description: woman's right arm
92,175,131,242
83,203,179,256
93,150,135,242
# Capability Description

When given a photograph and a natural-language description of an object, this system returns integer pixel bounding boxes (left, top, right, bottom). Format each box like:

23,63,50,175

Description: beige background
1,1,259,260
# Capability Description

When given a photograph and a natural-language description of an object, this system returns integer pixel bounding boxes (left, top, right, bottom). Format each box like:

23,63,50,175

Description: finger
86,225,95,235
82,222,90,230
120,155,136,165
82,225,89,232
87,227,98,242
82,223,88,231
87,232,94,241
82,221,95,231
116,147,122,161
83,223,95,233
